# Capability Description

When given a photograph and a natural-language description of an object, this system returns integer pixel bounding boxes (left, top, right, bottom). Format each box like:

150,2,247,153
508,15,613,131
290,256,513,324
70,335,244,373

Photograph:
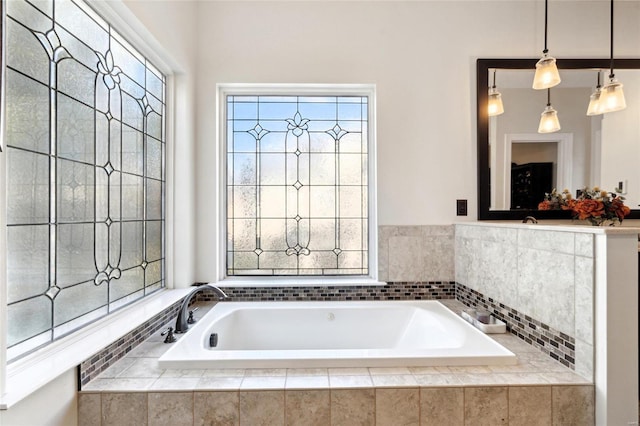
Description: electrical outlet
617,180,628,195
456,199,468,216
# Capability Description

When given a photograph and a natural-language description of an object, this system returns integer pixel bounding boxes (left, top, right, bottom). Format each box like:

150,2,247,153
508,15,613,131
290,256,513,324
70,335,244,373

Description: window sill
215,277,387,288
1,288,190,409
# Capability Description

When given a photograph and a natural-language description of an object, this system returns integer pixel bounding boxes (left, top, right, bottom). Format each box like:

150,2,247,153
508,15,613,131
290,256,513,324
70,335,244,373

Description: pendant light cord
547,88,551,107
492,70,497,89
609,0,615,79
543,0,549,54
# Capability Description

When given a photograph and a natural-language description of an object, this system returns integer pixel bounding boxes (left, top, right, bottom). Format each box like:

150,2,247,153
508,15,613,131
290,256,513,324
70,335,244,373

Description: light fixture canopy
538,89,561,133
533,0,561,90
586,71,603,116
488,70,504,116
599,0,626,113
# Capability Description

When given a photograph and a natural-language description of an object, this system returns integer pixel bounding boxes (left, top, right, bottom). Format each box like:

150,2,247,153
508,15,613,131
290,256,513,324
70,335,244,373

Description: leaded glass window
5,0,166,360
226,94,369,276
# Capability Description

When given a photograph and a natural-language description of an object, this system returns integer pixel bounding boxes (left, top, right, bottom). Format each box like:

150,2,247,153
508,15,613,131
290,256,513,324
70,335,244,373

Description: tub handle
187,308,199,324
161,327,176,344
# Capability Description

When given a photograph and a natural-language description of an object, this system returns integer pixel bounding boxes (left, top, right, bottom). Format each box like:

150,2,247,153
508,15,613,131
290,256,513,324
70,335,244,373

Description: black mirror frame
477,58,640,220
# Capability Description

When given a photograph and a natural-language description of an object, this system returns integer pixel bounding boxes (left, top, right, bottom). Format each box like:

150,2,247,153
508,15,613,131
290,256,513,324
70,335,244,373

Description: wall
0,370,77,426
193,0,640,281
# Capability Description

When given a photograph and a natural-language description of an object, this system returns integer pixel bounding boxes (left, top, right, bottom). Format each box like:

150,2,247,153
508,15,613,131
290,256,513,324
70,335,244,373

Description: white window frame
215,84,382,287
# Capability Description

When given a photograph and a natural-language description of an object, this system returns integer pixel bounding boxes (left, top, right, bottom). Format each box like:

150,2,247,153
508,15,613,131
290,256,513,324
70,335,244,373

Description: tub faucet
522,216,538,224
175,284,228,334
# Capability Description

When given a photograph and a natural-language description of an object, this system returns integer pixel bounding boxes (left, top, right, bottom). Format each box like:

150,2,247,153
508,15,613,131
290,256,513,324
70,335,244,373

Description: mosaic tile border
78,300,182,388
194,281,456,302
456,282,576,370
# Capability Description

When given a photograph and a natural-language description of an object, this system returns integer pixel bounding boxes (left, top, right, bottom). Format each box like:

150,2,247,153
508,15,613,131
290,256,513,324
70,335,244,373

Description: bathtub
158,300,517,369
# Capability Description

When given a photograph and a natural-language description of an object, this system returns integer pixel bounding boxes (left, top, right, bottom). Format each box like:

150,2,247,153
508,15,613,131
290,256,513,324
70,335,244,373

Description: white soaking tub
158,300,516,369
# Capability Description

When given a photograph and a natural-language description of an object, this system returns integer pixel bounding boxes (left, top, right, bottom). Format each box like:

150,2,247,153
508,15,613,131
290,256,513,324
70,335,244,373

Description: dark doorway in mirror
510,162,553,210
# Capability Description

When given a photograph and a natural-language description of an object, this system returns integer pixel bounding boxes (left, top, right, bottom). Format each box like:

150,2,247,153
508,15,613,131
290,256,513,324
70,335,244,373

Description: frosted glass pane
310,154,335,185
258,132,285,152
122,92,143,131
57,159,94,222
109,172,122,221
94,223,108,272
58,94,95,163
145,260,161,286
232,252,258,270
260,219,287,250
260,154,286,185
57,224,95,287
338,133,364,153
7,148,49,225
145,221,162,262
8,296,51,347
8,225,49,303
146,179,162,220
95,168,108,222
111,267,143,302
109,120,122,171
56,0,109,52
109,222,121,268
121,173,143,220
307,219,336,250
120,221,143,269
230,219,256,251
260,186,285,217
95,114,110,167
258,251,296,269
338,252,363,269
56,25,99,70
299,251,337,270
146,138,162,180
6,0,52,33
233,154,256,185
57,59,97,106
148,112,162,141
233,186,257,218
309,187,335,218
339,154,363,185
339,219,363,250
339,187,364,218
111,38,145,84
146,69,163,100
6,19,49,84
119,74,145,100
54,281,106,326
6,69,49,153
309,133,335,153
121,128,144,175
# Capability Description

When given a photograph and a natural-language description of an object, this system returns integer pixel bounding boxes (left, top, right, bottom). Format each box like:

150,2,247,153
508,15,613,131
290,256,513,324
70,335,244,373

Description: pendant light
586,71,603,116
488,70,505,116
533,0,561,90
538,88,561,133
599,0,626,113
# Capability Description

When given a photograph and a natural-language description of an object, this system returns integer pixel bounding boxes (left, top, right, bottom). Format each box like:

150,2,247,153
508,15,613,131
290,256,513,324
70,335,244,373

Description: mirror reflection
477,59,640,220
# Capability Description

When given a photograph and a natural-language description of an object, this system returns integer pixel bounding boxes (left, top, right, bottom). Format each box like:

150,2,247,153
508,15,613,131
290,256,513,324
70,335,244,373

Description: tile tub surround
455,223,595,379
78,301,594,425
456,283,576,370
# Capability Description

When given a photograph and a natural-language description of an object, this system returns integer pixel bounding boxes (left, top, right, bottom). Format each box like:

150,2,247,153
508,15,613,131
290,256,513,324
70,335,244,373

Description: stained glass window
5,0,166,360
226,95,369,276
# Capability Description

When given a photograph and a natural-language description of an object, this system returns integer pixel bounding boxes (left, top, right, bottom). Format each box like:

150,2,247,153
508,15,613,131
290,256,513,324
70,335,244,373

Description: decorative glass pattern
226,95,369,276
5,0,166,360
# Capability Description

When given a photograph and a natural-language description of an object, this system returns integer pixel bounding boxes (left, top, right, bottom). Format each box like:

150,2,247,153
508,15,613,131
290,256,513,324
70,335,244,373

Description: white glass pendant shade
538,105,561,133
533,54,561,90
586,88,602,116
599,78,626,113
488,88,504,116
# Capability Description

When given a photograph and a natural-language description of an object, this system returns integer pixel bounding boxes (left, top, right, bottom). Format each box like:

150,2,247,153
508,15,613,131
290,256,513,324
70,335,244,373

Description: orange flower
562,199,577,211
572,199,604,220
538,200,551,210
610,198,631,220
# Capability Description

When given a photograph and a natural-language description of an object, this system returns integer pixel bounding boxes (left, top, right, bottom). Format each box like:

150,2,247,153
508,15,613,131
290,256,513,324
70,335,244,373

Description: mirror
477,58,640,220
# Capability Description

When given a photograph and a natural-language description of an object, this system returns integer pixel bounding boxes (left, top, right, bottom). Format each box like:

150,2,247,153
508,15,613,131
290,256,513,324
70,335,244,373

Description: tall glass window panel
5,0,166,360
226,95,369,276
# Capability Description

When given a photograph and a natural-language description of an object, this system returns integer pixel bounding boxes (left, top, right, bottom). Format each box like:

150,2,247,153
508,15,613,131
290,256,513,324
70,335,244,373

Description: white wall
193,0,640,281
0,370,77,426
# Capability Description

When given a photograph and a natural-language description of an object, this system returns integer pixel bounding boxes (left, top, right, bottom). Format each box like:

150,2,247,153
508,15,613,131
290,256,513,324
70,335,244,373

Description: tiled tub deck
78,300,594,425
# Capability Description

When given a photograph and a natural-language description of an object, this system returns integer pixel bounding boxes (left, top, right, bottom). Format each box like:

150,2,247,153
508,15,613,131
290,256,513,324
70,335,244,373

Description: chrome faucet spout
175,284,228,334
522,216,538,224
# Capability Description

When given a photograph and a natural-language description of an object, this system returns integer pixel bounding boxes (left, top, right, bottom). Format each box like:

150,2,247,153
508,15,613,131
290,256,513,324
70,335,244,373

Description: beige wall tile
148,392,193,426
78,392,101,426
102,393,147,426
376,388,419,426
420,387,463,426
285,390,330,426
194,391,239,426
464,387,508,426
330,389,374,426
240,390,285,426
388,236,424,282
508,386,551,426
552,385,595,426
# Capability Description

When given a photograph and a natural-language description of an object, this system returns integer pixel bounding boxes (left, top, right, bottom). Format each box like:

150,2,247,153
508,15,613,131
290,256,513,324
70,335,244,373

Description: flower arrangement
538,187,631,226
